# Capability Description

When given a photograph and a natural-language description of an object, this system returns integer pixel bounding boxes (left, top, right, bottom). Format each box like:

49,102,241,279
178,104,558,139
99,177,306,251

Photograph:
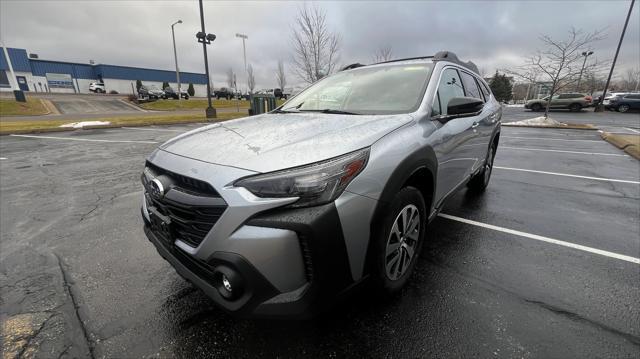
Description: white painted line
9,134,158,144
503,136,603,143
0,157,6,160
625,127,640,134
121,126,183,133
500,146,628,157
494,166,640,184
438,214,640,265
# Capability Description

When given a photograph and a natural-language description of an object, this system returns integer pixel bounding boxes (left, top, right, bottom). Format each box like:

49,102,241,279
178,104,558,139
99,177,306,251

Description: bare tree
276,60,287,91
291,5,340,83
504,27,606,117
247,64,256,94
226,68,235,89
372,46,393,62
622,67,640,91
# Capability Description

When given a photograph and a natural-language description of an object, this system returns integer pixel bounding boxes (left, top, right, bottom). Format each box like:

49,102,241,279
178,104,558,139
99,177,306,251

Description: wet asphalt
0,108,639,358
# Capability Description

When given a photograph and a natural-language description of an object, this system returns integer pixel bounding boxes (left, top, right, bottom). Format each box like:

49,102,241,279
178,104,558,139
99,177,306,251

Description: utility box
249,94,277,115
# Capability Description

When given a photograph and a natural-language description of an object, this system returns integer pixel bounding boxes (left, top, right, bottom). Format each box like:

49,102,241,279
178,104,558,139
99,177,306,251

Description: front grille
143,163,227,248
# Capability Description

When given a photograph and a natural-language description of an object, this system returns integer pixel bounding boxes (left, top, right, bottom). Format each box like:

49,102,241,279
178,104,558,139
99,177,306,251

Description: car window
558,94,570,99
479,80,491,99
625,94,640,99
282,63,433,115
433,68,465,116
460,71,483,101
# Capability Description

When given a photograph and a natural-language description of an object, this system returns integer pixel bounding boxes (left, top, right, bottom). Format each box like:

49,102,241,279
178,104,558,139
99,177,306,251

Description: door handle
471,122,480,129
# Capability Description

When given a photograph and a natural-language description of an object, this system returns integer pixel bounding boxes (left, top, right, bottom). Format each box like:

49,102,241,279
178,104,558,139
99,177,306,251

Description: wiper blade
300,109,362,115
272,108,301,114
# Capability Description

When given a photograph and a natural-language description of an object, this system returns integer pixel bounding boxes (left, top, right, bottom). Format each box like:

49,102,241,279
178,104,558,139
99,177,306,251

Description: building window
0,71,10,88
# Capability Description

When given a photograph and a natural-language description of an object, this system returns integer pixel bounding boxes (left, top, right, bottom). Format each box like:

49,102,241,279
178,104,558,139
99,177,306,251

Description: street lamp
171,20,182,101
196,0,216,119
235,33,248,93
576,51,593,91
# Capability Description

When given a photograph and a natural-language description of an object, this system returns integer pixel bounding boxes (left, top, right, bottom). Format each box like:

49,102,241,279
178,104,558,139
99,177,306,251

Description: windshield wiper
271,108,300,114
300,109,362,115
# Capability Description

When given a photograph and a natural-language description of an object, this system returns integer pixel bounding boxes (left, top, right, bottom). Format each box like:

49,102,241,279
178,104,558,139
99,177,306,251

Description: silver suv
141,51,501,318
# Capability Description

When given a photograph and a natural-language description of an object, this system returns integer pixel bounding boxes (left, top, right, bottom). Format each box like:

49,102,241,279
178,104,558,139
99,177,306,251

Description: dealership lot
1,121,639,357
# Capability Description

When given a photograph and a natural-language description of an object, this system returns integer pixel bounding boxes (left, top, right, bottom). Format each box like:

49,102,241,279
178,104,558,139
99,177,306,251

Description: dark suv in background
605,93,640,112
525,93,591,112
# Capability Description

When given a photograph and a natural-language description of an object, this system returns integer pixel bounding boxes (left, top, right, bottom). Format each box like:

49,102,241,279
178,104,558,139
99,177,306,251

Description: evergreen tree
135,80,142,91
489,71,513,102
187,83,195,96
162,81,170,90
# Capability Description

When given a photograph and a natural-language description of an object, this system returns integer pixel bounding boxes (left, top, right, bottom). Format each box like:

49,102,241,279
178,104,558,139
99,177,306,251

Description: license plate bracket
148,206,173,245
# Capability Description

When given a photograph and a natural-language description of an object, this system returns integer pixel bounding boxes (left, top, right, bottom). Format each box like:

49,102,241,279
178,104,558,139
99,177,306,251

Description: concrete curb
601,132,640,160
502,123,597,130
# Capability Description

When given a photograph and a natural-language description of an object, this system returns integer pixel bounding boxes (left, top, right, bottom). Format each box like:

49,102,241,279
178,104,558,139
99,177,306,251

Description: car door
626,94,640,109
459,70,493,171
431,67,481,204
550,94,564,108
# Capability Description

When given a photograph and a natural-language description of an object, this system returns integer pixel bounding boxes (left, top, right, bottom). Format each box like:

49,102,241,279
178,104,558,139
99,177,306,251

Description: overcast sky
1,0,638,90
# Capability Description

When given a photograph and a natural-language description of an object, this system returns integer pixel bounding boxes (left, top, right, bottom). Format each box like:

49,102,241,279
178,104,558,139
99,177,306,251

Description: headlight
234,148,370,208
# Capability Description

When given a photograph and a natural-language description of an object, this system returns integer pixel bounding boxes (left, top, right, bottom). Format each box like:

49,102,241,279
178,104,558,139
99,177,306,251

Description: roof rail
433,51,479,74
341,63,366,71
373,55,434,65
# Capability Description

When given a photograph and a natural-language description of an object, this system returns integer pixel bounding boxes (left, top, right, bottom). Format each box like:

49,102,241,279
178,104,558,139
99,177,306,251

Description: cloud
1,0,638,89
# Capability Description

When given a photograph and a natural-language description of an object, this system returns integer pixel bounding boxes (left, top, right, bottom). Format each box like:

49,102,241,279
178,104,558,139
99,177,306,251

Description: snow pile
505,104,524,107
506,116,565,127
59,121,111,129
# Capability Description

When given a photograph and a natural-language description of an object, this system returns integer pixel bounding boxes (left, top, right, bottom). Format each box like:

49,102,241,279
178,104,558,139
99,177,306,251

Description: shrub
187,83,195,96
109,90,119,94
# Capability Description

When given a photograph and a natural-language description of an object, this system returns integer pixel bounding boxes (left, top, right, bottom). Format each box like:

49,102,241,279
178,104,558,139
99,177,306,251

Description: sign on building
46,73,74,89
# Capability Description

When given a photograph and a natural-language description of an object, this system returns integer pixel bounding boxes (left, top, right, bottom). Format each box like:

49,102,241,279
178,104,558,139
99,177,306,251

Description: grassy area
0,97,49,116
137,98,286,111
0,112,246,135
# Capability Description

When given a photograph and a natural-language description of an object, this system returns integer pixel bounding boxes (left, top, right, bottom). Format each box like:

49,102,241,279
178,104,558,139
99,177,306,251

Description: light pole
596,0,635,112
235,33,248,93
196,0,217,119
171,19,182,101
576,51,593,91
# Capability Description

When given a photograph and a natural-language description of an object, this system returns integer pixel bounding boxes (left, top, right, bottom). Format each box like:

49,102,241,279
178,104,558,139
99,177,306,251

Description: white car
89,82,106,93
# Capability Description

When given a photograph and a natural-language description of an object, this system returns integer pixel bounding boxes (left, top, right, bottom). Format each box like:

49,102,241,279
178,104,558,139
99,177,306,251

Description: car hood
159,112,413,173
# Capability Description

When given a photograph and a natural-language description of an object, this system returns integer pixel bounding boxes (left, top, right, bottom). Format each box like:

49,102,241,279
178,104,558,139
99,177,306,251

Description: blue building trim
1,47,207,84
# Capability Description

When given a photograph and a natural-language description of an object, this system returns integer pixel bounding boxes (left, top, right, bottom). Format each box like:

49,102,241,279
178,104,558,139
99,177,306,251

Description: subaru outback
141,51,501,318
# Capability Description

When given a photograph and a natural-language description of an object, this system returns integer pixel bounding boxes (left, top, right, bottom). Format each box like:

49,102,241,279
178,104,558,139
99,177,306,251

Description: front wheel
468,145,495,192
569,103,582,112
617,104,630,113
531,103,542,112
371,187,426,294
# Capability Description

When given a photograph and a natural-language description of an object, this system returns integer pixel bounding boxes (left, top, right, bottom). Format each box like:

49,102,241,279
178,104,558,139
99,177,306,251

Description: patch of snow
505,104,524,107
507,116,566,127
59,121,111,129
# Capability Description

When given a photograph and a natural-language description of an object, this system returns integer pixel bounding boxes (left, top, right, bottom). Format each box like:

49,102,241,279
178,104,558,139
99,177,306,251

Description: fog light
222,275,233,292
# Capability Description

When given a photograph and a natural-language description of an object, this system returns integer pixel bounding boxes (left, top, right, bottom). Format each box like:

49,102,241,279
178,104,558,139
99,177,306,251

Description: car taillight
585,96,592,101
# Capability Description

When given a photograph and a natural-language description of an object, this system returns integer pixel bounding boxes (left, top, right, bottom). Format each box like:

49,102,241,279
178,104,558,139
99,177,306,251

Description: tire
467,144,495,192
184,95,189,100
617,104,630,113
569,103,582,112
371,187,427,294
531,103,542,112
96,88,104,94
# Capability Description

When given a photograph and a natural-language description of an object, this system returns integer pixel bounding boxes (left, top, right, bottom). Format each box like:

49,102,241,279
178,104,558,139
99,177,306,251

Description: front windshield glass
281,63,433,115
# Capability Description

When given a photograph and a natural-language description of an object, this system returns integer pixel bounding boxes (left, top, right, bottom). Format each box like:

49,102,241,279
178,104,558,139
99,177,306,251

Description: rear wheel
617,104,630,113
569,103,582,112
531,103,542,112
371,187,426,294
468,145,495,192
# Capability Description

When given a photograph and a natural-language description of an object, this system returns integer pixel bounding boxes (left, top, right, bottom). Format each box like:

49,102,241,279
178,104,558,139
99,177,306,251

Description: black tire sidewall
618,105,629,113
371,186,427,294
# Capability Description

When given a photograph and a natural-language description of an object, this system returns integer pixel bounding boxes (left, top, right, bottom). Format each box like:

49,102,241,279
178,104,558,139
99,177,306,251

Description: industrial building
0,47,209,96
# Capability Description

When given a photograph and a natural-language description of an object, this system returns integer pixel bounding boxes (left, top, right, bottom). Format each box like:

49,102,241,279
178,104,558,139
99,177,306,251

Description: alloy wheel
385,204,420,281
618,105,629,113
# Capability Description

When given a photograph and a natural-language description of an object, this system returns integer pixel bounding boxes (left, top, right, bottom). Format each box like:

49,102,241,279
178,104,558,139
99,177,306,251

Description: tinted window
0,71,11,87
282,63,433,115
625,94,640,99
460,71,483,101
433,68,465,116
479,80,491,99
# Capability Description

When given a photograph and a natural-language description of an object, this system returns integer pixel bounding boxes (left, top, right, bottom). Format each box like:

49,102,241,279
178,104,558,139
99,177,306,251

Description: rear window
625,94,640,99
460,71,483,101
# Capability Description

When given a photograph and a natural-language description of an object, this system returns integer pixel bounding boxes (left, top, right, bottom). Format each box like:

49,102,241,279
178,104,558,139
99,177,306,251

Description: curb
502,123,597,130
601,132,640,160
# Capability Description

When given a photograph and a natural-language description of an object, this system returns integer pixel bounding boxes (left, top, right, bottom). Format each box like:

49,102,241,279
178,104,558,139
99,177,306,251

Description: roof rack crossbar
372,55,434,65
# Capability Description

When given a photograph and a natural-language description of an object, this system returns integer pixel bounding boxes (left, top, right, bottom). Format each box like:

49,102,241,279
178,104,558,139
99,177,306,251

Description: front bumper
143,202,355,318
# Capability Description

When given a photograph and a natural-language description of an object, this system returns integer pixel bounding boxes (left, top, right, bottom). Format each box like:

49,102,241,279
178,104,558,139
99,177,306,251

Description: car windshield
281,63,433,115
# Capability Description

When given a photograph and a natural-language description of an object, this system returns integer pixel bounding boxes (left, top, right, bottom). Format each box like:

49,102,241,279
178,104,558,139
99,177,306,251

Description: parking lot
1,116,639,357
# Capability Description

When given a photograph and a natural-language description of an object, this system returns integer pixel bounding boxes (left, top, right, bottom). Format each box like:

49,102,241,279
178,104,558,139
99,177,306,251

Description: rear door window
460,71,483,101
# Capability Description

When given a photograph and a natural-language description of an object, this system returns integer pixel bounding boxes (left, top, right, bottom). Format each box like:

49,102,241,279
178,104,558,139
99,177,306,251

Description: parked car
138,85,165,100
163,86,189,100
89,82,105,93
593,91,627,105
274,88,288,100
140,51,501,318
605,93,640,112
213,87,234,99
524,93,591,112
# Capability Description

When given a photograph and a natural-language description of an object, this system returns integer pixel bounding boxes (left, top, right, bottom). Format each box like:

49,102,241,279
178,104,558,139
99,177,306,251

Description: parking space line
494,166,640,184
0,157,6,160
502,136,603,143
438,214,640,265
121,127,184,133
9,134,159,144
500,146,628,157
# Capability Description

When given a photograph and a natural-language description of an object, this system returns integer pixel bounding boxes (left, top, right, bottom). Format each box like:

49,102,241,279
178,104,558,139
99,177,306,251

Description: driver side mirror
434,97,484,123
